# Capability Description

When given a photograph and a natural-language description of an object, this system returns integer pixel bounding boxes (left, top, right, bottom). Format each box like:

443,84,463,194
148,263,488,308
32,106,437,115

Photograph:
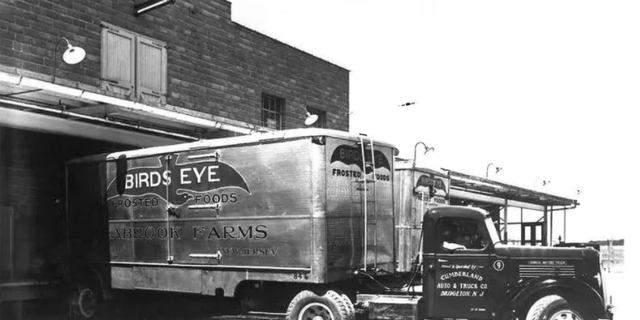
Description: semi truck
64,128,613,320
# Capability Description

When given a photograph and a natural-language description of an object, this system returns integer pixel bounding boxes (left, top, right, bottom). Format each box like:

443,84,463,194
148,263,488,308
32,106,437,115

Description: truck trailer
64,129,613,320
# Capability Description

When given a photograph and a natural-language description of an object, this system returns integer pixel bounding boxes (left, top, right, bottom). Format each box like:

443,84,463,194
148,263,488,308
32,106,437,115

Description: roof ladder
357,134,378,270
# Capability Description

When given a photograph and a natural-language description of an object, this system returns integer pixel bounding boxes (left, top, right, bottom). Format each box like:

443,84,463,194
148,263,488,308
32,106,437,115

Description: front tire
286,290,351,320
526,295,587,320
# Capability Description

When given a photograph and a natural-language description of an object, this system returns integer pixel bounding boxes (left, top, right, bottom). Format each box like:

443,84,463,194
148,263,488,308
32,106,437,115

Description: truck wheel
286,290,350,320
525,295,587,320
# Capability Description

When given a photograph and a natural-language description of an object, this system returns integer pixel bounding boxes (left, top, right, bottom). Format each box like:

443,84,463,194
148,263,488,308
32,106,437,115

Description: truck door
425,216,497,319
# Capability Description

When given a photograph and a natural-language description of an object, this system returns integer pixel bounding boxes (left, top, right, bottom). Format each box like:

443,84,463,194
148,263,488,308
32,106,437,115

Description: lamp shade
304,112,318,126
62,45,86,65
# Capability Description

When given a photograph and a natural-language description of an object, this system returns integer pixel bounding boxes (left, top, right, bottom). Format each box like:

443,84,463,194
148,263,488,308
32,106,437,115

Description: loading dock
443,169,578,246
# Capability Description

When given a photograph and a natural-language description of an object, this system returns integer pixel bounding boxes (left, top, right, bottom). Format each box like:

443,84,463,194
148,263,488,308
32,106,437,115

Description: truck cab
421,206,613,320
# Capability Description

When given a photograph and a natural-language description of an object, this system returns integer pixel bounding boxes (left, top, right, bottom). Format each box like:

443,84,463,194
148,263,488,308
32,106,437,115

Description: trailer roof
68,128,397,163
394,161,448,177
443,168,578,209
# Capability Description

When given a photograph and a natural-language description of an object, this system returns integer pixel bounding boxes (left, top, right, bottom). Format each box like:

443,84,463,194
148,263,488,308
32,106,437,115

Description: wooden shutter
101,25,135,98
136,36,167,106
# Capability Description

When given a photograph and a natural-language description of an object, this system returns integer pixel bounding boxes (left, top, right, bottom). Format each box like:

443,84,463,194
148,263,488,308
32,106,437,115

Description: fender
497,277,606,319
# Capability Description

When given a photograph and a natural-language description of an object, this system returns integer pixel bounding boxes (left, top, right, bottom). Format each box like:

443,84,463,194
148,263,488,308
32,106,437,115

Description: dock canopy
443,169,578,211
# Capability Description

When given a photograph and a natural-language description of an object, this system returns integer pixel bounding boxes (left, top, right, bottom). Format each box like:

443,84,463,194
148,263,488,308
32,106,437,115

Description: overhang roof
0,70,271,143
443,168,578,209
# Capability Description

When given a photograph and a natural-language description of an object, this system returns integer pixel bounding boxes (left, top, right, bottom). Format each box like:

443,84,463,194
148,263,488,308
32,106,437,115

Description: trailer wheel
69,284,100,319
525,295,587,320
287,290,350,320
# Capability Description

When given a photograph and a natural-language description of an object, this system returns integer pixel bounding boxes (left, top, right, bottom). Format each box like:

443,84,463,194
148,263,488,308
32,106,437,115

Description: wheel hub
298,302,334,320
549,309,582,320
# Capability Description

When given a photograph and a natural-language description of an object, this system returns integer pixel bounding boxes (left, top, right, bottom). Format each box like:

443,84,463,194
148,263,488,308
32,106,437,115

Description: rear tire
69,283,103,319
286,290,350,320
340,293,356,320
525,295,587,320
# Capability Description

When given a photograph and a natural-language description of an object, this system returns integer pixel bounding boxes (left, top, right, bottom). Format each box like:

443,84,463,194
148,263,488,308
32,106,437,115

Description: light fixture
412,142,434,168
486,163,503,178
303,106,318,126
134,0,175,16
398,102,416,107
56,37,86,65
51,37,86,85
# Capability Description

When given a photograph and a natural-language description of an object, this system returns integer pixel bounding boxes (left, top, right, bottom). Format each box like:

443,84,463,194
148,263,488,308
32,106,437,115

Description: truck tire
286,290,350,320
340,293,356,320
525,295,587,320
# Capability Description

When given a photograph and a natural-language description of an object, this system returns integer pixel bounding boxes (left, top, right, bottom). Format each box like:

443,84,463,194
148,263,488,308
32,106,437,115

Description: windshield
485,217,502,245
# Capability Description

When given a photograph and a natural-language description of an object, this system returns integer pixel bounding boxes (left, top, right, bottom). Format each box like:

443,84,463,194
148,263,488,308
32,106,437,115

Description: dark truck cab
421,206,613,320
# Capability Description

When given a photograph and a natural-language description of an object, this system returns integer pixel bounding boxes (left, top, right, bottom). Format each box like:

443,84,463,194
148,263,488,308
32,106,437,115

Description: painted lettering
180,168,191,184
208,165,218,182
157,227,168,239
170,227,181,239
193,166,207,184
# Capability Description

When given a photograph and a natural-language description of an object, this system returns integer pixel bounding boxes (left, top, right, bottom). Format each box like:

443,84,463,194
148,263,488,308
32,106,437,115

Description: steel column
542,206,548,246
503,199,508,244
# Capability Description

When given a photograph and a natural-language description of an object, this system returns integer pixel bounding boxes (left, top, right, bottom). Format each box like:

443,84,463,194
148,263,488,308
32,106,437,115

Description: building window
262,94,284,130
306,107,326,128
101,23,167,105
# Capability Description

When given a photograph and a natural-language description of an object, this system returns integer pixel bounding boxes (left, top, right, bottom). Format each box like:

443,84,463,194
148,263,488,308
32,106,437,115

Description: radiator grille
518,264,576,278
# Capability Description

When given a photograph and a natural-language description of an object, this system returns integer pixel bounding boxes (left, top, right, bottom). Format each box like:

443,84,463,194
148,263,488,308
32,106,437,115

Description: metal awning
0,70,271,143
443,168,578,210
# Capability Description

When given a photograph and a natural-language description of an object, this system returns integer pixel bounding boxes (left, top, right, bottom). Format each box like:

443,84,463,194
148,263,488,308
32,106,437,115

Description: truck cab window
437,217,486,252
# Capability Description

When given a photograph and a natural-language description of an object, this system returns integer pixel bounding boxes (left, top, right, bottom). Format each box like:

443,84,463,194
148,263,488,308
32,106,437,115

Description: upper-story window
306,107,326,128
262,93,284,130
101,23,167,105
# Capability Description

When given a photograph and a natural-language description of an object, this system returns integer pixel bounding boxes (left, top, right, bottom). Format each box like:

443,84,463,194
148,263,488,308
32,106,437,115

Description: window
101,23,167,105
306,107,326,128
262,94,284,130
437,218,487,252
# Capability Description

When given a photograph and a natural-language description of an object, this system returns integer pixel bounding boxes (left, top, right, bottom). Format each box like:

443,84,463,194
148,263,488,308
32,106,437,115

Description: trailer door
106,154,171,265
166,150,229,266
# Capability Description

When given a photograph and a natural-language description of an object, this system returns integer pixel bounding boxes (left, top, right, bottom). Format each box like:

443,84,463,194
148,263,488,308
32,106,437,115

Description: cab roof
425,205,490,220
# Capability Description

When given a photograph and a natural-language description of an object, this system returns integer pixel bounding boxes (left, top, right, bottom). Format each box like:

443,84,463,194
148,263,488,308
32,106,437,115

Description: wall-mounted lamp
412,142,434,168
134,0,175,16
485,163,503,178
52,37,85,84
56,37,86,65
542,180,551,186
303,106,318,126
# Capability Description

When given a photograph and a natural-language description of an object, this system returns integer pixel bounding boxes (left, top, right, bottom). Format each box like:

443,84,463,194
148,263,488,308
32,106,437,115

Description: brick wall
0,0,350,131
0,127,131,279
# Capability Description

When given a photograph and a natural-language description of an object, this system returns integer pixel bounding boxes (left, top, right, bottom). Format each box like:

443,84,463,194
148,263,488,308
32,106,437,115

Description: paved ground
4,269,627,320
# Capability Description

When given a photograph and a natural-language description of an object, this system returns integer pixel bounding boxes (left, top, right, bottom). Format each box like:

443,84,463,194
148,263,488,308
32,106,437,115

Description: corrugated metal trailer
66,129,397,301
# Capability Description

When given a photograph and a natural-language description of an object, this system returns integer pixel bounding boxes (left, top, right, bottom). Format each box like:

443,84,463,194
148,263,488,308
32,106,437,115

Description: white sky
229,0,640,243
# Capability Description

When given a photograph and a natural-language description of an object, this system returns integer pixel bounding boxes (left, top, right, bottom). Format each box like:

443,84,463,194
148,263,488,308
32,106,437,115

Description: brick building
0,0,349,315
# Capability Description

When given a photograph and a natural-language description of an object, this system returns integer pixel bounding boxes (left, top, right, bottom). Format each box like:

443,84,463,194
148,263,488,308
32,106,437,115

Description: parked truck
65,129,613,320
